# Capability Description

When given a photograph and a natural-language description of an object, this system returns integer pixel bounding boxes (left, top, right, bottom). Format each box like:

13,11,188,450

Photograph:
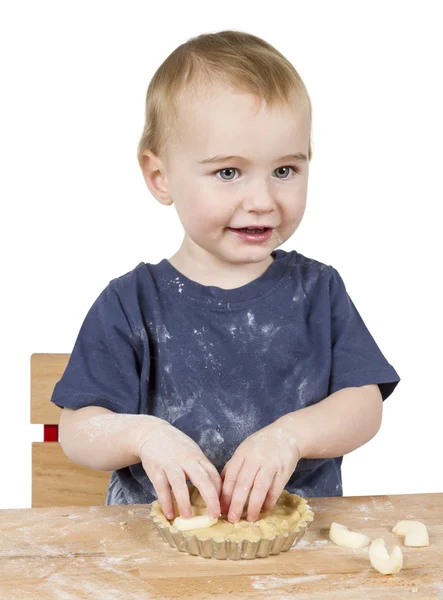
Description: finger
227,464,259,523
147,466,175,520
262,471,288,510
220,458,234,482
199,458,223,497
220,457,244,515
245,468,276,521
164,465,193,518
184,460,221,518
219,468,229,513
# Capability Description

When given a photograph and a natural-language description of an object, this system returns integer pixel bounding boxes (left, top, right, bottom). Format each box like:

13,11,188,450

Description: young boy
52,30,400,526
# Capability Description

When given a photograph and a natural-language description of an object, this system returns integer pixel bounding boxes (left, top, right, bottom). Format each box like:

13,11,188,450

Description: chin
220,247,276,265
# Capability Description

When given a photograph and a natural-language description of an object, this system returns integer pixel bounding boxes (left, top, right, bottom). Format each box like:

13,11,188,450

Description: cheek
182,182,236,226
296,198,307,221
282,195,307,230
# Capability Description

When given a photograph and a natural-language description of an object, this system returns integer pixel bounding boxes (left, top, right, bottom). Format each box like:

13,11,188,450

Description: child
52,29,400,525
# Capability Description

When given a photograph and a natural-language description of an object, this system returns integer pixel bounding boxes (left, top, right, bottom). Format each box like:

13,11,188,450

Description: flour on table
251,574,328,590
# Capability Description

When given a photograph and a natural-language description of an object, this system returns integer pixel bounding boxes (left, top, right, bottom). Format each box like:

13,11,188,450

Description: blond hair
137,30,313,167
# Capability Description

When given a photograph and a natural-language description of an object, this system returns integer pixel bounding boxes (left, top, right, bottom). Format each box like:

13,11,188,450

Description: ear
140,150,173,206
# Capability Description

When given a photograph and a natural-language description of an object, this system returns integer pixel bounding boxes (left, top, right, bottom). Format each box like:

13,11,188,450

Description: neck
168,239,274,289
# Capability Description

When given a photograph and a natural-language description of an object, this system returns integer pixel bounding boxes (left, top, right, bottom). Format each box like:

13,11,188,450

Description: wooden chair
31,353,110,507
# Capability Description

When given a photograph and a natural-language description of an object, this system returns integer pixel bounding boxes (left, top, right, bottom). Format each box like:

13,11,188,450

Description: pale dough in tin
150,486,314,542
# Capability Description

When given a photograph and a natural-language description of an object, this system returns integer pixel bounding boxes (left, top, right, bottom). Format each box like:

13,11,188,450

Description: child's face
146,84,310,267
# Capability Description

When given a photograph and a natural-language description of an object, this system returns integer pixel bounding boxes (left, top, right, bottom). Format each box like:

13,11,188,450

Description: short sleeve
328,267,400,400
50,283,143,413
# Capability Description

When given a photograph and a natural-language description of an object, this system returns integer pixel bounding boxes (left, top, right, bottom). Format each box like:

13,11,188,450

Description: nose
242,186,276,214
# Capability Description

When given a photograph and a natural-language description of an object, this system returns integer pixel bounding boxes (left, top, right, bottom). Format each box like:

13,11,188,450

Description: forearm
277,384,383,459
59,406,168,471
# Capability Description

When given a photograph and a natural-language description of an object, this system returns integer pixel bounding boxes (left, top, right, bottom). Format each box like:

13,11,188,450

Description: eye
217,168,237,181
275,166,299,179
214,165,300,182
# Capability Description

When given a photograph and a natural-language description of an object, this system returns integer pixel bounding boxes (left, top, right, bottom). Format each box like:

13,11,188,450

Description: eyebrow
199,152,308,165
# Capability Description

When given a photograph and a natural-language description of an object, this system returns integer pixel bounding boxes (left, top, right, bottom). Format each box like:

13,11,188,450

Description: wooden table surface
0,493,442,599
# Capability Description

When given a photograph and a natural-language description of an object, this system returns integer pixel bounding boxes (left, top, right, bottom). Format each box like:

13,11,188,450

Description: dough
369,538,403,574
329,522,370,548
150,486,313,543
173,514,218,532
392,520,429,547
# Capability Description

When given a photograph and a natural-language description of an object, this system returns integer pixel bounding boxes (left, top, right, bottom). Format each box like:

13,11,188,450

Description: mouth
229,226,273,234
227,226,274,243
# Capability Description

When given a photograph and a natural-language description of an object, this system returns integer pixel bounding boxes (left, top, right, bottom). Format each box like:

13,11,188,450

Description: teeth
233,227,269,234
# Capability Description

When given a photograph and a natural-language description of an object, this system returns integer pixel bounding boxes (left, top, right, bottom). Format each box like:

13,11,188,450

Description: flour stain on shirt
298,377,309,402
259,322,283,353
193,326,222,370
214,391,261,442
172,276,185,293
153,324,172,343
134,326,148,344
163,395,198,425
198,429,225,457
226,311,281,355
247,311,256,327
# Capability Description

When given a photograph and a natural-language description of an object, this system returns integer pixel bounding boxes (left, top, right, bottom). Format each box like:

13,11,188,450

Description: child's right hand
137,419,222,521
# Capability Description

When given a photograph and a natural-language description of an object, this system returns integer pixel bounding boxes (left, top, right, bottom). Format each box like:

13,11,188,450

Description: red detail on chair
44,425,59,442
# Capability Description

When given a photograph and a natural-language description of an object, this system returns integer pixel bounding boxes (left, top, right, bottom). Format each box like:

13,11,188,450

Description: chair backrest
31,353,110,507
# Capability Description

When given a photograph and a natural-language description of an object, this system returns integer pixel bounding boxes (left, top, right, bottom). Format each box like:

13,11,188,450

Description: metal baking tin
150,497,314,560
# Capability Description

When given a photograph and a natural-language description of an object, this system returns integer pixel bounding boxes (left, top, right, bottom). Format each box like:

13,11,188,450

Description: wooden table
0,493,442,599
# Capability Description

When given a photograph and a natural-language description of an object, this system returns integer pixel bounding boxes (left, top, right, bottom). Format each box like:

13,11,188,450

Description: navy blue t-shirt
51,249,400,504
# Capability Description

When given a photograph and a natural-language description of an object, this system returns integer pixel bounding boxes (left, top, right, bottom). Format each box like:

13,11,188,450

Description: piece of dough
329,522,370,548
392,520,429,547
173,514,218,532
189,486,207,508
369,538,403,575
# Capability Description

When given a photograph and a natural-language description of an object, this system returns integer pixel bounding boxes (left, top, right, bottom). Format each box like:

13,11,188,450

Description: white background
1,1,442,509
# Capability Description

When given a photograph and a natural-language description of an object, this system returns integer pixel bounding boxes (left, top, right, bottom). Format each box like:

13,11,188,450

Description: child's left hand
220,418,301,523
